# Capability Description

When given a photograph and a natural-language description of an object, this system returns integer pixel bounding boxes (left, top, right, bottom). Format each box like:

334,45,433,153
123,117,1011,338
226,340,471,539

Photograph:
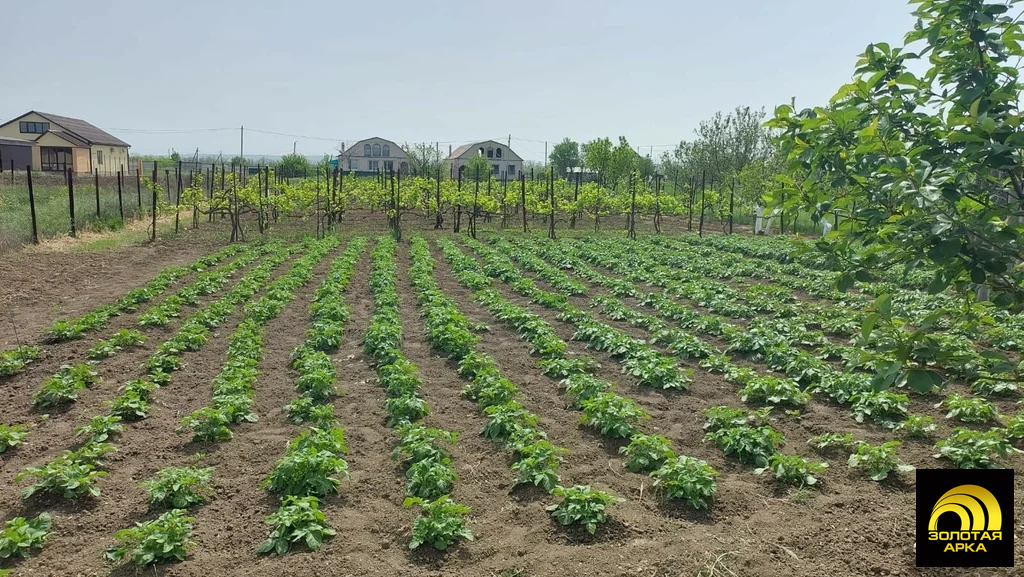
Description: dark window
373,144,381,157
364,144,371,156
19,121,50,134
349,158,359,170
40,147,72,171
492,164,499,175
487,147,494,158
508,164,516,176
368,160,379,171
496,147,502,158
384,160,394,171
96,150,104,165
382,144,390,157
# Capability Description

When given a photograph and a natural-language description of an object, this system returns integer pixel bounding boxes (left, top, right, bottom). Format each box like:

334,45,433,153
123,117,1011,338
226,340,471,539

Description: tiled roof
34,112,130,147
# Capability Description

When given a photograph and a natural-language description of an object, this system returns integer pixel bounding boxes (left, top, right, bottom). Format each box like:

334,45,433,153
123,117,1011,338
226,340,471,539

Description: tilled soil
0,233,1020,577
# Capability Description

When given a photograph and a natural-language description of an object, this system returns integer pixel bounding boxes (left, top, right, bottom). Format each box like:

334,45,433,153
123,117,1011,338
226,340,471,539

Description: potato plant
651,456,718,509
847,441,914,481
87,329,147,360
546,485,620,535
140,466,215,509
705,425,784,467
619,433,675,473
0,345,43,378
934,428,1019,469
937,393,1000,424
0,424,28,454
259,496,336,556
105,509,194,566
755,453,829,487
0,513,51,559
405,496,474,551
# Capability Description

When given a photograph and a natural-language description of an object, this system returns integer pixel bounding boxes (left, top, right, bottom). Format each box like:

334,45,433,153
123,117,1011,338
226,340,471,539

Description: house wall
448,142,522,180
340,138,410,173
90,145,129,175
0,112,52,141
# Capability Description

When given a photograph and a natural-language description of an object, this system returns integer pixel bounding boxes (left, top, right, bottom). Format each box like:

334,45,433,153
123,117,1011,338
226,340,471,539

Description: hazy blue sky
2,0,917,160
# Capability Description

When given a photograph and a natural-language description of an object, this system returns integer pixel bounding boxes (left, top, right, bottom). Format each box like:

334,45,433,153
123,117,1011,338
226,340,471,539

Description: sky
0,0,918,161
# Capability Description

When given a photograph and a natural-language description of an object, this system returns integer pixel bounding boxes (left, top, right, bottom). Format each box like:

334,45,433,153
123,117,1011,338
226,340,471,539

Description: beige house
0,111,130,174
338,137,409,175
448,140,522,180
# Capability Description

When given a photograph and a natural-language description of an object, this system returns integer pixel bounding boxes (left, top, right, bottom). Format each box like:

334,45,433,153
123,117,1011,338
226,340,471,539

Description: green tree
768,0,1024,389
549,138,581,177
463,155,493,183
277,153,311,178
582,138,613,185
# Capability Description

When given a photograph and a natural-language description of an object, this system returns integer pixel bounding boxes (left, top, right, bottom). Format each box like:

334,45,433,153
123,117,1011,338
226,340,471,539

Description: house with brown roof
0,111,130,174
338,137,410,175
447,140,522,180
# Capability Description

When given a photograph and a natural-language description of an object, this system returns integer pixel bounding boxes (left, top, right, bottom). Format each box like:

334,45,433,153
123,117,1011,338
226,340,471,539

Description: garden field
0,230,1022,577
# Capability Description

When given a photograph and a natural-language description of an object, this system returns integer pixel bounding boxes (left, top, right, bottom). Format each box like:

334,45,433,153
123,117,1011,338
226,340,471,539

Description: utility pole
508,134,511,148
293,141,297,154
544,141,548,167
239,125,244,183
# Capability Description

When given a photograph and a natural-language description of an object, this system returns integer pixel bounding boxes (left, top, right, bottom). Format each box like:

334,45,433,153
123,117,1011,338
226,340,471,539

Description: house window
368,160,379,171
373,144,381,157
349,158,359,170
492,164,499,175
364,144,371,156
508,164,516,176
496,148,503,158
384,160,394,172
97,150,104,165
486,147,494,158
19,121,50,134
40,147,72,171
382,144,390,157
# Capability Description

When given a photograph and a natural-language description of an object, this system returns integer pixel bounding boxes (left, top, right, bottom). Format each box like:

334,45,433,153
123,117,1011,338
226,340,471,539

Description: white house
338,137,409,174
447,140,522,180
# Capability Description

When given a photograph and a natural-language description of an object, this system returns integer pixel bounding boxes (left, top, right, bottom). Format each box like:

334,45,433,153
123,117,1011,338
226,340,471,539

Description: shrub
105,509,194,566
848,441,913,481
619,434,675,473
140,467,215,509
651,456,718,509
0,513,51,559
705,425,784,467
546,485,620,534
404,496,473,551
754,453,828,487
258,496,336,555
934,428,1019,469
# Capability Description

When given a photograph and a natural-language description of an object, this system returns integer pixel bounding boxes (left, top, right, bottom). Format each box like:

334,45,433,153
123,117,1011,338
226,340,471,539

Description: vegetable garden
1,218,1022,576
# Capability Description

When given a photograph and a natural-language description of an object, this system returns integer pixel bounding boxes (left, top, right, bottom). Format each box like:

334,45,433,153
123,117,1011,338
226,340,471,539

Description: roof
0,111,130,147
37,130,90,147
447,140,522,161
0,136,34,147
340,137,408,158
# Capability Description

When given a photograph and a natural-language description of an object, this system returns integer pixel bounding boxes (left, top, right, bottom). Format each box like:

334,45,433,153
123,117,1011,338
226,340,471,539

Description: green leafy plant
0,424,28,454
0,513,51,559
848,441,913,481
386,394,429,427
511,440,566,493
0,346,43,377
404,495,474,551
971,378,1019,397
405,457,457,500
807,432,857,452
17,442,113,499
74,415,123,443
702,406,770,432
140,466,215,509
850,390,910,429
546,485,620,535
283,398,336,426
651,456,718,509
87,329,147,359
32,363,99,408
894,415,938,438
934,428,1019,469
561,373,610,408
105,509,194,566
619,434,675,473
258,496,336,556
739,376,810,407
937,394,1000,424
705,425,784,467
263,447,349,498
754,453,828,487
179,407,233,442
580,393,649,439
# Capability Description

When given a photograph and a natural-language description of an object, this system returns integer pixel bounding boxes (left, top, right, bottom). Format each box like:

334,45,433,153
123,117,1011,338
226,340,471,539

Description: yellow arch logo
929,485,1002,532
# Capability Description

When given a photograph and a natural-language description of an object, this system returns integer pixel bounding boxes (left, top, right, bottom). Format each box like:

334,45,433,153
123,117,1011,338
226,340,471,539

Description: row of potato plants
259,237,367,557
365,236,473,550
483,237,893,484
107,240,316,567
413,236,628,537
30,244,270,410
515,237,1021,472
5,243,304,567
43,244,245,342
180,237,340,443
647,236,1020,390
438,237,718,517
